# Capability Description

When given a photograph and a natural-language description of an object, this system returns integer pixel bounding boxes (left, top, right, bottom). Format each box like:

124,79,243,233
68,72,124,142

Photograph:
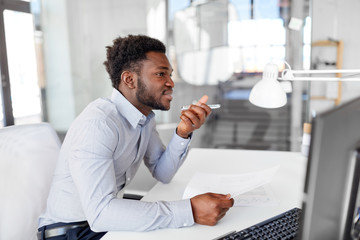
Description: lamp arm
281,68,360,81
280,77,360,81
290,69,360,74
249,62,360,109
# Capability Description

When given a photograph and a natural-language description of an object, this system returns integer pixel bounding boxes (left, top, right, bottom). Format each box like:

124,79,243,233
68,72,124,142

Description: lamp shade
249,61,360,109
249,63,287,108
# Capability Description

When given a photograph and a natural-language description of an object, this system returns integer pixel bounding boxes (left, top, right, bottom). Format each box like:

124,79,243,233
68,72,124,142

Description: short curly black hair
104,34,166,89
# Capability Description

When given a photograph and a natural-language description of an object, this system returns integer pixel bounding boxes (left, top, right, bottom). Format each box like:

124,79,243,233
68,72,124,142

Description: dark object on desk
299,96,360,239
214,207,301,240
352,207,360,240
123,193,143,200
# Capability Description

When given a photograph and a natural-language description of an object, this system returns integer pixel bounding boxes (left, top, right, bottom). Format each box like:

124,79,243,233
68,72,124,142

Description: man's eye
157,72,165,77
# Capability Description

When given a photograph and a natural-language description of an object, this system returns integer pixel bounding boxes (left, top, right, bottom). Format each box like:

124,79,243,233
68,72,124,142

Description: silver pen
181,104,221,110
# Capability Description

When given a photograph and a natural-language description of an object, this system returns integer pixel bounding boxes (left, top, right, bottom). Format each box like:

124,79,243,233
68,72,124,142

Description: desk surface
102,148,307,240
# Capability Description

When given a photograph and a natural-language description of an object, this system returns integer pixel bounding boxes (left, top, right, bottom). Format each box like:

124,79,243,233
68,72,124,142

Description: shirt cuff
170,199,194,228
171,131,191,160
172,130,191,147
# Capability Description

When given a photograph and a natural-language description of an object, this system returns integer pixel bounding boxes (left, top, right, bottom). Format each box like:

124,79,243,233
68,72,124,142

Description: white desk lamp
249,62,360,109
249,62,360,156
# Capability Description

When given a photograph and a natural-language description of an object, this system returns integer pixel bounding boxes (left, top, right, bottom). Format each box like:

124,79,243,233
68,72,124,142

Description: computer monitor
300,96,360,240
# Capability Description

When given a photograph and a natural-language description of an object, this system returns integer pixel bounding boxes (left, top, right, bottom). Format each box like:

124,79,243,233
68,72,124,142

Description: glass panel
3,10,41,125
0,78,3,127
168,0,189,22
227,0,285,73
198,0,228,50
253,0,279,19
242,47,256,71
303,16,312,70
228,19,285,47
229,0,251,21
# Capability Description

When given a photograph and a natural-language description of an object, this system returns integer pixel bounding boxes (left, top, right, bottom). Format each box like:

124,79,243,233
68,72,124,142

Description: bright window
4,10,42,125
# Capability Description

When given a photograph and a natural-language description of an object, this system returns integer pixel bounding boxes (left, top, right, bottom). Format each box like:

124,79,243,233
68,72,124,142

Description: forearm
90,198,194,232
146,131,191,183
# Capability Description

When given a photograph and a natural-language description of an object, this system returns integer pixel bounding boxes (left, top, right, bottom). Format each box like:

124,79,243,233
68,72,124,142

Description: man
38,35,233,239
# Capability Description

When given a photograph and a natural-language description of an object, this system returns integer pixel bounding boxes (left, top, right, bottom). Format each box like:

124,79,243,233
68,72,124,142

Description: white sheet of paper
182,166,279,206
233,185,278,207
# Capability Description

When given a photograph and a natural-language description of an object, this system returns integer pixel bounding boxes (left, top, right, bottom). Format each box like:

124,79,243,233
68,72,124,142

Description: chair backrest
0,123,61,240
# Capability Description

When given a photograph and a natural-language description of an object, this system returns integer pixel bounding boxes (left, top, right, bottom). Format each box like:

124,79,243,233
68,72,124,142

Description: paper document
233,185,278,206
182,166,279,207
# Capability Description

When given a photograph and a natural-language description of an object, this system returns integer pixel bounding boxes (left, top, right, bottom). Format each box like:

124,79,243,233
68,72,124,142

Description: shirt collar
110,89,154,129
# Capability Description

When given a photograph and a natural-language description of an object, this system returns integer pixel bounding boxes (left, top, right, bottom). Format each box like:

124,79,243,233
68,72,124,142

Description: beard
136,76,170,111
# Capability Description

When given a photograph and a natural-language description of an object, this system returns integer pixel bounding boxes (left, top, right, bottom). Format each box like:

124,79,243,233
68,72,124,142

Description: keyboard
214,207,301,240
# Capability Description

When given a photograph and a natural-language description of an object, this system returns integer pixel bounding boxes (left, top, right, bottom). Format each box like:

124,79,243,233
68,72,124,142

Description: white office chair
0,123,61,240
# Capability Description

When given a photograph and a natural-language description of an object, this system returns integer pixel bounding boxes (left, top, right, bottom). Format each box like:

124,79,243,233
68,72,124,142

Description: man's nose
166,76,175,88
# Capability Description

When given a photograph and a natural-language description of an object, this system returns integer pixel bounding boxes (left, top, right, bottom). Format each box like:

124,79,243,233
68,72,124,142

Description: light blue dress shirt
39,89,194,232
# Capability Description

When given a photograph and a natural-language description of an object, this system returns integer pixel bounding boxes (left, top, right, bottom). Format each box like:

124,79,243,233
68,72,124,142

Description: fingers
195,103,212,117
190,192,233,226
221,197,234,208
209,193,231,199
181,103,211,122
212,193,234,208
176,95,212,138
184,95,212,117
206,193,234,216
177,104,210,134
197,95,209,104
180,109,203,130
216,210,227,222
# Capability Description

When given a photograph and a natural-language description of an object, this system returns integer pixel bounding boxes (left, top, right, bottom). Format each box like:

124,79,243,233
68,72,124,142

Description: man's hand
177,95,212,138
190,192,234,226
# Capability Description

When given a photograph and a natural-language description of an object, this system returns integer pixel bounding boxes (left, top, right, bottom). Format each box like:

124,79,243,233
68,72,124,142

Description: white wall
66,0,149,116
41,0,154,131
310,0,360,114
41,0,75,131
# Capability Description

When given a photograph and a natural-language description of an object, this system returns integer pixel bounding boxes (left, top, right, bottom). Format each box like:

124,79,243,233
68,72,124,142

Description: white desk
102,148,307,240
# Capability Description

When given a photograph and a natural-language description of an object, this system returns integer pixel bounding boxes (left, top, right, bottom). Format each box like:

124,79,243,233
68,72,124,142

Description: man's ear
120,71,136,89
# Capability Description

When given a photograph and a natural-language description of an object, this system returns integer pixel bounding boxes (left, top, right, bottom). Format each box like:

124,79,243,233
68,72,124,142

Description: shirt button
183,223,187,226
180,142,185,146
127,178,130,181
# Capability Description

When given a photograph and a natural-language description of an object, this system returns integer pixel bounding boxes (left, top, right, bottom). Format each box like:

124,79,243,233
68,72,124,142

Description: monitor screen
300,96,360,240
